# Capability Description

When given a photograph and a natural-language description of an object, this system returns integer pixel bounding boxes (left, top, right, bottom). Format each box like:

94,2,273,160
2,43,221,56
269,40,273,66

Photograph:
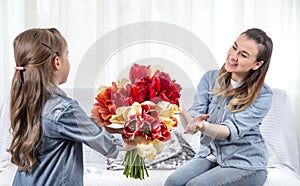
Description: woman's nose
230,53,238,61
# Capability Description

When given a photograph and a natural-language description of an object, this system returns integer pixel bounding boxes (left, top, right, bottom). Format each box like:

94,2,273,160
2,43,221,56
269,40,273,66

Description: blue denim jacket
13,86,123,186
188,70,272,170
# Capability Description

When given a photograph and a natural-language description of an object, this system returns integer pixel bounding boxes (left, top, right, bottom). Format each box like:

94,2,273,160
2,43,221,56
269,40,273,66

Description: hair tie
14,66,26,71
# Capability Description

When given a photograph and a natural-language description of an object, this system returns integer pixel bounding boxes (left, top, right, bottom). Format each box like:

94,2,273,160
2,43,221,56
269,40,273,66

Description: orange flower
92,86,116,126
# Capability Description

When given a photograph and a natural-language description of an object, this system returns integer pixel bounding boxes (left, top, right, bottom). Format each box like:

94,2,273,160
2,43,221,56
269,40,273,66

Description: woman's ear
52,56,61,70
252,60,264,71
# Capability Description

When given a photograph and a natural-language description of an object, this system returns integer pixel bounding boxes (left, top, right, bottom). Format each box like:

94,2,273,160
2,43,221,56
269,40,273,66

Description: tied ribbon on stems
91,63,182,180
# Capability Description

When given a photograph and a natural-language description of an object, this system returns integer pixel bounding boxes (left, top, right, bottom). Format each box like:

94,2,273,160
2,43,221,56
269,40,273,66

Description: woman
164,28,273,186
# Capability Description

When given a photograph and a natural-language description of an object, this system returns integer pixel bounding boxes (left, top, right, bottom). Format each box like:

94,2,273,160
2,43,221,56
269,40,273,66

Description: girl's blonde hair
8,28,67,171
212,28,273,112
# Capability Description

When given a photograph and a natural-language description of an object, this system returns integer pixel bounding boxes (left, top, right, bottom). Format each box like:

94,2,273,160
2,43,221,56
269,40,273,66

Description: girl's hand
120,135,137,151
184,114,210,134
104,127,123,134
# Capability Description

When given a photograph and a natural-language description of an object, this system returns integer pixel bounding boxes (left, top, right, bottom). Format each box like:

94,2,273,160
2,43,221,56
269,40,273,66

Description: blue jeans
164,157,267,186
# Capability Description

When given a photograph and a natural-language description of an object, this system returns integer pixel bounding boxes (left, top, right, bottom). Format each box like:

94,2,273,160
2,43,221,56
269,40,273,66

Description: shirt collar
230,79,243,89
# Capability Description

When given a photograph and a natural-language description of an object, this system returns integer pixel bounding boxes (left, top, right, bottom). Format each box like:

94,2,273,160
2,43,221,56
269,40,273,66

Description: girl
8,28,129,185
164,28,273,186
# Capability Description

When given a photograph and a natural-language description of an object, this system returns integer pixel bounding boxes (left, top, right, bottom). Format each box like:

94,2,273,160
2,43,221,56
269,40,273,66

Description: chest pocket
208,95,226,124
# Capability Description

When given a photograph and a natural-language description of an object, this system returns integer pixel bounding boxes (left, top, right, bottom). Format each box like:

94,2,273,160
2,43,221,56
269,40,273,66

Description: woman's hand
184,114,210,134
184,115,231,140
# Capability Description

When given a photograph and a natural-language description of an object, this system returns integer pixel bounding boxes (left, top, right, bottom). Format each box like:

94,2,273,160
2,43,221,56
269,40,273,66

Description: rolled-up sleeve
222,87,273,142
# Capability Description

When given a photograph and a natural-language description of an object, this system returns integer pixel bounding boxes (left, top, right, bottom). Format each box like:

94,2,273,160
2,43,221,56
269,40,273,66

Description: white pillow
261,88,300,174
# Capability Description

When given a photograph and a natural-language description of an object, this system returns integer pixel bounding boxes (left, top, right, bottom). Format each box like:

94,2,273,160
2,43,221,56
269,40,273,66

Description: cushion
260,88,300,174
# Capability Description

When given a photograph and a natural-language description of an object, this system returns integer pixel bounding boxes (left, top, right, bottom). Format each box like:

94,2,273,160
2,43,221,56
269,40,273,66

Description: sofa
1,88,300,186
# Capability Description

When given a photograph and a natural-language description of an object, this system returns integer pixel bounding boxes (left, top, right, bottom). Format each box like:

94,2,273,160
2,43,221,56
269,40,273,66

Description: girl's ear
252,60,264,71
52,56,61,70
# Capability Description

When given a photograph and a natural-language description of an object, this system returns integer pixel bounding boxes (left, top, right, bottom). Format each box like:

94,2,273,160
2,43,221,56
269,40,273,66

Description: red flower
127,77,151,103
123,106,171,142
129,64,149,83
149,71,182,106
152,122,171,142
112,82,133,108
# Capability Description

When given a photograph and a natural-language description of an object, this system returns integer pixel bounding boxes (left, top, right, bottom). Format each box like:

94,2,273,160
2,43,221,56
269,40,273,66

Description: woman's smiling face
225,34,264,82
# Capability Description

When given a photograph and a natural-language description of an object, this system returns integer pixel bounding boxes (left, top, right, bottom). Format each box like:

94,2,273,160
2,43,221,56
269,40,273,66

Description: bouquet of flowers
91,63,182,180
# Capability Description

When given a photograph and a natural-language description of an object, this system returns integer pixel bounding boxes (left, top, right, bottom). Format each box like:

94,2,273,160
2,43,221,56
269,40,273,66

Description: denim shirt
188,70,273,170
13,86,123,186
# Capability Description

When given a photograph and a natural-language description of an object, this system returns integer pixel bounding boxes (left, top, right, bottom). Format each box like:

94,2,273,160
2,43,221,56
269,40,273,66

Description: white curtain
1,0,300,158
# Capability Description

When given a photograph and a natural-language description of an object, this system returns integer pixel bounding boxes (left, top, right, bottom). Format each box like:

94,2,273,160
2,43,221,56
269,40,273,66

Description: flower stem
123,149,149,180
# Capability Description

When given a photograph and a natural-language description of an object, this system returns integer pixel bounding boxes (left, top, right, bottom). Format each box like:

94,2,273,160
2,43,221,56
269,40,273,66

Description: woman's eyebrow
234,41,250,56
